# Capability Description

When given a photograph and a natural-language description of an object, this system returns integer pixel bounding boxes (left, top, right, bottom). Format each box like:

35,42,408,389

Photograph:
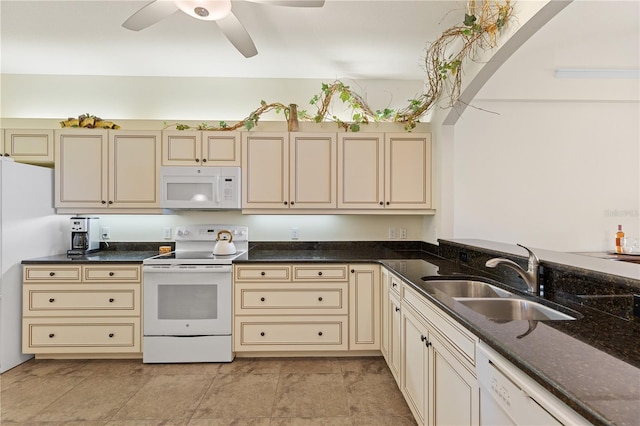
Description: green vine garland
164,0,513,133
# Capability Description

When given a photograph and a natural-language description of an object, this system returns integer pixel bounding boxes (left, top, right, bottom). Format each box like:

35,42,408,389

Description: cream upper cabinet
162,131,240,166
348,264,380,350
338,132,432,210
55,129,161,210
2,129,54,165
242,132,337,210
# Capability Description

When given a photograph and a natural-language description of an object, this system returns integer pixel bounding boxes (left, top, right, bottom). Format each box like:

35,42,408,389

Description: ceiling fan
122,0,325,58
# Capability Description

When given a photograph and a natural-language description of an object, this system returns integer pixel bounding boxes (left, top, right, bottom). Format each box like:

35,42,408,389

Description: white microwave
160,166,241,210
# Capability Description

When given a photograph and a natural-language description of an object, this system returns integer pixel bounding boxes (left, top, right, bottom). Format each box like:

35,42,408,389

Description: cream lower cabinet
2,129,54,165
401,284,479,426
55,129,161,211
234,264,349,352
162,130,241,166
349,264,380,350
337,132,432,210
242,132,337,210
22,264,142,357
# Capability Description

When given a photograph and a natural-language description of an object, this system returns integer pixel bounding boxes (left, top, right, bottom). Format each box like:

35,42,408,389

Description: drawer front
389,274,402,297
83,266,141,282
23,318,140,353
403,285,477,366
234,316,348,351
24,266,82,282
25,285,138,316
293,265,348,281
235,283,348,315
234,265,291,282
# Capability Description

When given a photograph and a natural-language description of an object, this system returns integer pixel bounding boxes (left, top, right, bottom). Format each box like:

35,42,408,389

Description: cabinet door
202,132,241,166
55,129,109,208
162,131,203,165
242,132,289,208
3,129,54,164
430,331,479,426
389,293,402,385
109,131,161,208
401,304,429,425
348,264,380,350
289,133,336,209
338,133,384,209
385,133,432,209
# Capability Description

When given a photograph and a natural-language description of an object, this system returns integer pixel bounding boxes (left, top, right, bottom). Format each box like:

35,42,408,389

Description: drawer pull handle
318,271,323,276
318,297,323,302
260,297,265,302
49,333,55,338
260,332,265,336
109,272,115,276
109,333,114,338
49,272,55,277
49,298,55,303
261,271,266,276
109,298,115,303
318,331,323,336
395,307,400,312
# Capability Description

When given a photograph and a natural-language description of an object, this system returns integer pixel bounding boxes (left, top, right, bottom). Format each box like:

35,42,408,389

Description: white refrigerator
0,158,68,373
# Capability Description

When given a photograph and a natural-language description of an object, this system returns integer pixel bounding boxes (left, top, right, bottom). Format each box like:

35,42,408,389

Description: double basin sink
422,279,578,321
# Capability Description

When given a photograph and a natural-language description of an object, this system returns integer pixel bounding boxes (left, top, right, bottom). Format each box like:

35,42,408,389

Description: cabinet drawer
293,265,348,281
23,318,140,353
23,266,82,282
24,285,139,316
235,283,348,315
83,266,141,282
234,316,348,351
389,274,402,297
403,285,477,366
234,265,291,282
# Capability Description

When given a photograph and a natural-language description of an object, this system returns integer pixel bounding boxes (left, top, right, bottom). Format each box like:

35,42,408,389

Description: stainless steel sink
456,298,577,321
422,280,514,298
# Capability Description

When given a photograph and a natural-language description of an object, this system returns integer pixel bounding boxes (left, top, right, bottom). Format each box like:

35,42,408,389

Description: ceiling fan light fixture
175,0,232,21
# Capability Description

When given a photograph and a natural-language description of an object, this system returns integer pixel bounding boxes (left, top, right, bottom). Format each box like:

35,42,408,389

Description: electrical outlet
291,227,300,240
399,228,407,239
101,227,110,240
388,227,397,239
163,227,172,239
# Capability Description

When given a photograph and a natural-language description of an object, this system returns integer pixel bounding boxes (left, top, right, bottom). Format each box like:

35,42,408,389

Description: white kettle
213,230,236,255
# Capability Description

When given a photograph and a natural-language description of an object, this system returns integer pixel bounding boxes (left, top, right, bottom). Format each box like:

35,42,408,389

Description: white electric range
142,224,248,363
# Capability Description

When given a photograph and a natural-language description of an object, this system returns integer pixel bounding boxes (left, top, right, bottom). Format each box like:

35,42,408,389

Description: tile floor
0,356,417,425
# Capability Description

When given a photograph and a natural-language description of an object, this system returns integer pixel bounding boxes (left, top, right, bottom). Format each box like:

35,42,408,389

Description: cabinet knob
109,272,114,276
392,282,397,287
260,297,265,302
318,331,323,336
3,153,9,157
395,307,400,312
108,201,113,205
351,269,355,273
260,271,266,276
195,158,200,163
101,200,107,204
420,335,426,342
109,298,115,303
425,341,432,347
109,333,114,338
49,298,55,303
49,272,55,277
49,333,55,338
379,201,383,206
317,271,322,276
386,201,390,205
290,201,295,205
202,158,207,163
283,201,288,205
260,332,265,336
318,297,323,302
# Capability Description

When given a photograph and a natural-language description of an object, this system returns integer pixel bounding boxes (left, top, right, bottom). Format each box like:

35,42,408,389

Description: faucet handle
517,244,539,270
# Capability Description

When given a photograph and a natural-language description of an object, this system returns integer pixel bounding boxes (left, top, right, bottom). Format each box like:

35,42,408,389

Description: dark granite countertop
20,240,639,425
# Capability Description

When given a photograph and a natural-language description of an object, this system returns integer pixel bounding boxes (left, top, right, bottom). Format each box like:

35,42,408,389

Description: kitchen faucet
485,244,540,295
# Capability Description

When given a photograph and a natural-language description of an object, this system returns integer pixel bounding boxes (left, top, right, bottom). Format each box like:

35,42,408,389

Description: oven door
143,264,232,336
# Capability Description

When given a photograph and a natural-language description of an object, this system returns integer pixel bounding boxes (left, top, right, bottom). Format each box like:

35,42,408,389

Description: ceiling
0,0,468,80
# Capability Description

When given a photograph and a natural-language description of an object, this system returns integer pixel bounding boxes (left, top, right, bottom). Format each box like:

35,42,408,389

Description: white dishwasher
477,342,589,425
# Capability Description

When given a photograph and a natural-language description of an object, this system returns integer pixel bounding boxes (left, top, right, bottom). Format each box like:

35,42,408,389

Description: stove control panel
174,225,249,242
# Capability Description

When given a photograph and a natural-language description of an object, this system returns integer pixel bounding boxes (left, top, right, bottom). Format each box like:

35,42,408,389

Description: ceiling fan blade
122,1,179,31
246,0,325,7
216,11,258,58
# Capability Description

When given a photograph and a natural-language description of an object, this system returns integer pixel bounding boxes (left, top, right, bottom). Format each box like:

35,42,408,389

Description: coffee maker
67,217,100,255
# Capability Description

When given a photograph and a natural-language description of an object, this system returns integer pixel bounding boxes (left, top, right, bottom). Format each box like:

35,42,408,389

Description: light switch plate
163,227,172,239
101,227,110,240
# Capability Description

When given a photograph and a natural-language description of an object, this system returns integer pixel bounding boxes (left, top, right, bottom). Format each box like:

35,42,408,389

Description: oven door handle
143,265,232,273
